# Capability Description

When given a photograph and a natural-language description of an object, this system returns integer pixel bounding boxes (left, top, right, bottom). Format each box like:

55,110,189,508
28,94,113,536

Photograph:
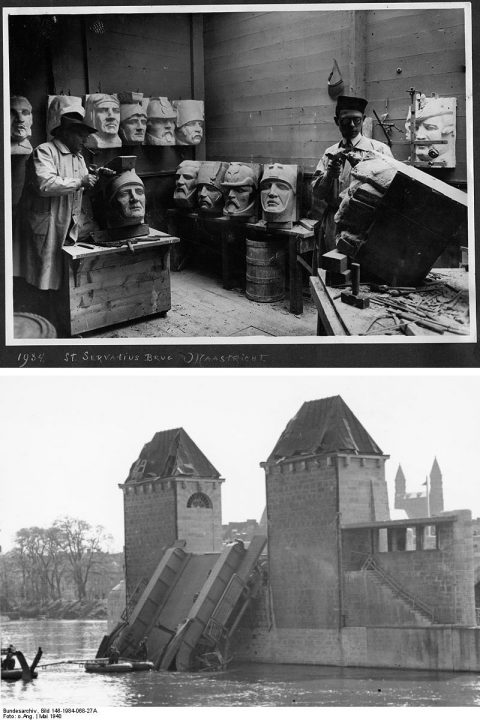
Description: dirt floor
87,267,317,339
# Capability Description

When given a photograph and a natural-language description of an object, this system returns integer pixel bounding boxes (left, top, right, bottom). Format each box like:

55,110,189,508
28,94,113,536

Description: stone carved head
197,161,228,216
84,93,121,149
174,100,204,146
146,97,177,146
260,163,298,227
118,92,149,146
10,96,33,155
405,95,456,168
222,162,261,220
173,160,202,210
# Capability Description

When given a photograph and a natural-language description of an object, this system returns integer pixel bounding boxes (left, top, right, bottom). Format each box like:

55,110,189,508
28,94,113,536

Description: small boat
1,647,42,682
84,659,133,674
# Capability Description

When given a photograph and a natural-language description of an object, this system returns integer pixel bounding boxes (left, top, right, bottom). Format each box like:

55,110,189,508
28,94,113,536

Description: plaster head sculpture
405,95,456,168
102,156,148,240
84,93,121,149
174,100,204,145
10,96,33,155
173,160,202,210
146,97,177,146
260,163,298,228
47,95,83,140
118,92,149,145
222,162,261,220
196,161,228,216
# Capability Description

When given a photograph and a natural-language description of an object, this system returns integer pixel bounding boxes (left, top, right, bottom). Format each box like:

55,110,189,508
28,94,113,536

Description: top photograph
2,3,476,365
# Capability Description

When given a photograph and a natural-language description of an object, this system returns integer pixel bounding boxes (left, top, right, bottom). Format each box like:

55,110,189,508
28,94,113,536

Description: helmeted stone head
84,93,121,149
118,92,149,145
197,161,228,215
260,163,298,226
146,97,177,146
222,162,261,219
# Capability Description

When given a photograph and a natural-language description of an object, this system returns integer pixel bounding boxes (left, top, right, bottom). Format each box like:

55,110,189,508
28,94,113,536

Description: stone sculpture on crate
101,156,149,242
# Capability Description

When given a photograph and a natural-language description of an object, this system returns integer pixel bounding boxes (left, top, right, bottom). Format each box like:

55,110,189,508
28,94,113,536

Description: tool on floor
340,262,370,309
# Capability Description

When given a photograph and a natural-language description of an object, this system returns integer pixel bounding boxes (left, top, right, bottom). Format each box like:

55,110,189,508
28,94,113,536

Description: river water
1,619,480,707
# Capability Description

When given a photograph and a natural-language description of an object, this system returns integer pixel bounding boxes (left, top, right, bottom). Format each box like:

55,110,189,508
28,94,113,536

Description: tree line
0,516,122,609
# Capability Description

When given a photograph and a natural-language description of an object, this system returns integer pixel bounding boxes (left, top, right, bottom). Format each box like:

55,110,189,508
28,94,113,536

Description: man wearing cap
13,106,98,306
311,95,392,251
222,162,261,220
174,100,204,146
146,97,177,146
84,93,121,149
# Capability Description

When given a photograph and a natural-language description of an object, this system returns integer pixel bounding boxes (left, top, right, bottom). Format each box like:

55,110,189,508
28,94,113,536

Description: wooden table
310,268,470,337
61,231,179,336
246,221,317,314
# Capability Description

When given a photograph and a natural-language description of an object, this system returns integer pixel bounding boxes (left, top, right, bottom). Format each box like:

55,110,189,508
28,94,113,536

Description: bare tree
54,517,111,601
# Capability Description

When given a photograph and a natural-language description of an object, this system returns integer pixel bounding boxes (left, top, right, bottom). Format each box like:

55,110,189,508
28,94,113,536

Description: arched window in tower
187,492,212,509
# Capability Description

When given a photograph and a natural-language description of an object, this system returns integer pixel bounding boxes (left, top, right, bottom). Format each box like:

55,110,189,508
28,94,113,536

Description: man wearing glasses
311,95,392,252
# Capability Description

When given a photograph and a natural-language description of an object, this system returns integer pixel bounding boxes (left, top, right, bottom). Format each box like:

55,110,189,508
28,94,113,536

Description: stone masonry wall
176,480,223,552
265,457,340,628
372,511,475,625
231,625,480,671
123,481,177,597
338,455,390,524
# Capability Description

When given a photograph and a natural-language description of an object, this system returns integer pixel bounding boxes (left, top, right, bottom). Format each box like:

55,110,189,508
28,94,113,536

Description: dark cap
335,95,368,115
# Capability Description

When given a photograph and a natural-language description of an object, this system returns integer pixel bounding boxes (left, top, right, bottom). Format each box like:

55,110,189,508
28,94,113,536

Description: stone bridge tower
262,396,389,629
119,428,224,597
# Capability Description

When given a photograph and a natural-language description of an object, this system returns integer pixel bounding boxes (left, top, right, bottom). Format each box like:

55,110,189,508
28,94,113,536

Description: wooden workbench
61,231,179,336
310,268,470,337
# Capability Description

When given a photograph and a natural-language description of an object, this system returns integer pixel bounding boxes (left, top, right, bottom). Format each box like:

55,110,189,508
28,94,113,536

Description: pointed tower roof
126,428,221,482
395,464,407,485
267,396,383,461
430,457,442,478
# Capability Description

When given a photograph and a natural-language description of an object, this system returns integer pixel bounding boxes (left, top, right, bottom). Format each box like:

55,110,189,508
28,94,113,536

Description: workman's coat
13,139,87,290
311,134,393,252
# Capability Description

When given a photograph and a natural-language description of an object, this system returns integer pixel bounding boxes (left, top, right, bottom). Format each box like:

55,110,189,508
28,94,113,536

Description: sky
1,370,479,554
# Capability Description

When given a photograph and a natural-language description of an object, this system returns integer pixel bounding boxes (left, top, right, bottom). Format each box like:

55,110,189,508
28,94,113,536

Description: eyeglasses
339,117,363,126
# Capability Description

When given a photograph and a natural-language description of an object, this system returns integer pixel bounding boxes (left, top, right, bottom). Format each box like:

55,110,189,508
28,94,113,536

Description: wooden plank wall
364,8,467,185
204,9,468,184
203,11,354,172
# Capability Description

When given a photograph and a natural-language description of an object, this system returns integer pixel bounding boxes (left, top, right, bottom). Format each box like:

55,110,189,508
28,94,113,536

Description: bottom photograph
1,373,479,708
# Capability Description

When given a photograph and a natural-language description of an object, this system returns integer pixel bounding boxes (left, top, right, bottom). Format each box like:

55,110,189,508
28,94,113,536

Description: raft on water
84,658,154,673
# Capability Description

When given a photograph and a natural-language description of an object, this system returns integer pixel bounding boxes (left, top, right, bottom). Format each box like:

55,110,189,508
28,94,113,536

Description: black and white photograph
0,372,480,708
1,3,478,368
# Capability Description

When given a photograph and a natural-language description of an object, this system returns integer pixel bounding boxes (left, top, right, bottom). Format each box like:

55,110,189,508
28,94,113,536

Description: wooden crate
61,235,179,336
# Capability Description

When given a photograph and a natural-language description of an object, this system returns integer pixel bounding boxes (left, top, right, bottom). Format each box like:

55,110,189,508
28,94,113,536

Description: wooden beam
348,10,367,97
191,13,206,161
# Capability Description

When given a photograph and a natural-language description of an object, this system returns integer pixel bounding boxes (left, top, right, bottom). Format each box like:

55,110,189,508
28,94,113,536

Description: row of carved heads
174,161,298,226
45,94,204,148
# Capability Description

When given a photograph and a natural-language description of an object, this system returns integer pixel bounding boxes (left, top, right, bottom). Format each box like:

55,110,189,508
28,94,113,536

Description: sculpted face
113,183,146,222
147,118,176,144
121,114,147,144
260,180,292,214
93,101,120,135
11,97,33,141
198,184,223,212
176,120,204,145
415,113,454,162
225,186,253,214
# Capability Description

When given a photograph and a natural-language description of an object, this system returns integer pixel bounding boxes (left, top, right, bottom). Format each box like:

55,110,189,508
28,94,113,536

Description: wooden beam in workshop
191,13,206,161
348,10,367,97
